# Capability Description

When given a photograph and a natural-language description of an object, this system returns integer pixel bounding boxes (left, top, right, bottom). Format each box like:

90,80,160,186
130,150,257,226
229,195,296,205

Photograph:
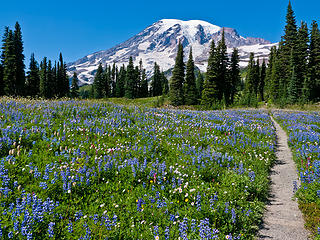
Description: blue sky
0,0,319,66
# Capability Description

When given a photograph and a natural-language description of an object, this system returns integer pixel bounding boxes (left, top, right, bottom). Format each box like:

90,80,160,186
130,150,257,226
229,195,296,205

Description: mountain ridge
67,19,277,85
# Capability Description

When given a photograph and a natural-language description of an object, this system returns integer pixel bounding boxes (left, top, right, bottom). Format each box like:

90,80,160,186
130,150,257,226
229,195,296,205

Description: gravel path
257,116,310,240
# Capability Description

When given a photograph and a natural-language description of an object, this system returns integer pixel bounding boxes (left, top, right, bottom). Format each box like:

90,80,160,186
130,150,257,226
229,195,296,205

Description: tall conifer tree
26,53,40,96
70,72,79,98
169,42,185,106
196,71,204,100
13,22,25,96
309,21,320,100
184,48,197,105
151,62,162,97
93,63,104,99
3,29,16,96
201,40,218,106
39,57,49,98
125,57,136,99
229,48,240,104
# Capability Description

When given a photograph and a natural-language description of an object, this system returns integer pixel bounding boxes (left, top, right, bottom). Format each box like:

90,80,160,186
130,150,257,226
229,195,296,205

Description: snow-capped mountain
67,19,277,85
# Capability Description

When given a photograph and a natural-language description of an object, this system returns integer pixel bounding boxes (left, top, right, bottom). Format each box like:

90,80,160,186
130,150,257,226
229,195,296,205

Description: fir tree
46,60,54,98
93,63,104,99
309,20,320,101
270,51,281,103
201,40,219,106
184,48,197,105
151,62,162,97
169,42,185,106
26,53,40,96
125,57,136,99
287,67,299,104
216,29,229,102
13,22,25,96
111,63,116,97
161,72,169,95
195,71,204,100
57,53,69,97
243,53,257,105
140,69,148,97
103,65,110,98
116,65,126,97
259,59,266,101
70,72,79,98
39,57,49,98
229,48,240,104
2,28,16,96
296,21,309,95
265,46,276,101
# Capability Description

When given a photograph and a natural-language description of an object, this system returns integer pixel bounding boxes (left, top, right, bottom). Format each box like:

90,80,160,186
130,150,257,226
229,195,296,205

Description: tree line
91,57,168,99
0,22,76,98
169,31,241,107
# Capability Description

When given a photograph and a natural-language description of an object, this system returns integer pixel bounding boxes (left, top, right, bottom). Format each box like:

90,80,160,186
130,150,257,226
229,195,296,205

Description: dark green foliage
93,63,104,99
296,22,309,94
195,71,204,100
46,60,55,98
151,62,163,97
139,61,148,97
57,53,69,97
216,30,229,102
13,22,25,96
103,65,111,98
2,28,16,96
243,53,258,106
70,72,80,98
184,48,197,105
169,42,185,106
287,67,299,104
116,65,126,97
259,59,266,101
161,72,169,95
201,40,219,106
309,21,320,101
39,57,49,98
229,48,241,104
111,63,116,97
125,57,136,99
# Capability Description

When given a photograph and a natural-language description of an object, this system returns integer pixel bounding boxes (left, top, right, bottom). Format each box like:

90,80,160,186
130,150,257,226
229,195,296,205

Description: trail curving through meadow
258,116,310,240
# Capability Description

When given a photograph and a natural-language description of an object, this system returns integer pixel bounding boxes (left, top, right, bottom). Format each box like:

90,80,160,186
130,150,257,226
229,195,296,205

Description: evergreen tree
254,58,260,97
309,21,320,101
265,46,276,101
140,68,148,97
125,57,136,99
93,63,104,99
201,40,219,106
70,72,79,98
13,22,25,96
111,63,116,97
134,66,140,98
195,71,204,100
151,62,162,96
184,48,197,105
287,50,300,104
161,72,169,95
243,53,257,105
26,53,40,96
169,42,185,106
57,53,69,97
103,65,110,98
116,65,126,97
277,1,298,100
229,48,240,104
296,21,309,95
269,50,281,103
39,57,49,98
216,29,229,102
2,28,16,95
46,60,54,98
259,59,266,101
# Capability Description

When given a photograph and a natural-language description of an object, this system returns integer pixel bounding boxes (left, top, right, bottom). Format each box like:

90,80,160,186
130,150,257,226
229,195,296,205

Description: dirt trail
257,116,310,240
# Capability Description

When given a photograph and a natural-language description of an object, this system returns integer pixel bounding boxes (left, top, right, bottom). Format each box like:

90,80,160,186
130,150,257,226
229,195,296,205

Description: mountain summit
67,19,277,84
